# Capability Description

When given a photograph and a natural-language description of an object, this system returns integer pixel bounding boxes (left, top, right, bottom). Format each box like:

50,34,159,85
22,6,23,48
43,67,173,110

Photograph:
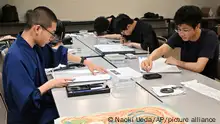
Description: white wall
7,0,220,21
191,0,220,16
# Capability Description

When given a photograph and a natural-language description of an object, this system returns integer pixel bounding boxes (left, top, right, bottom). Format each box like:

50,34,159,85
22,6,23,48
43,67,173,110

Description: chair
0,45,9,124
156,36,181,60
0,93,7,124
157,36,167,46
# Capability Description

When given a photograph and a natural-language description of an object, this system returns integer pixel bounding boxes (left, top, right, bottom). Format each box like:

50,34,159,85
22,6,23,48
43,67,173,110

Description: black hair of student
115,14,133,32
24,6,57,30
174,5,202,29
55,20,65,40
94,16,109,35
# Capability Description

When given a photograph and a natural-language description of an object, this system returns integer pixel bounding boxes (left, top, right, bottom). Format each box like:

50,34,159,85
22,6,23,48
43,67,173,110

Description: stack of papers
94,44,135,54
152,85,186,97
72,74,111,83
138,57,181,73
51,69,111,85
181,80,220,102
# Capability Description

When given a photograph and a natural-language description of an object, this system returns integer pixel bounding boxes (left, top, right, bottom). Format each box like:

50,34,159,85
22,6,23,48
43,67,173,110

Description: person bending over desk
141,5,219,79
115,14,159,53
94,15,121,39
3,6,107,124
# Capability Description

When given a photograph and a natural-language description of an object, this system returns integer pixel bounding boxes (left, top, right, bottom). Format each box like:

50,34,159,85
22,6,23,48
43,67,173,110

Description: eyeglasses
40,25,58,40
175,28,192,34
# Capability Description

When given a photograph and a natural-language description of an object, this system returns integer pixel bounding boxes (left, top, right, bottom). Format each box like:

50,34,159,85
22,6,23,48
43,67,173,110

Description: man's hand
120,36,127,44
141,58,153,72
97,35,107,38
39,78,72,95
84,60,108,75
123,42,134,47
48,78,72,88
165,56,179,65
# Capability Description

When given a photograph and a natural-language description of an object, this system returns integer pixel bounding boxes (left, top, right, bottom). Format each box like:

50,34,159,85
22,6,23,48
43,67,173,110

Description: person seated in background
49,20,66,48
115,13,159,52
3,6,107,124
141,5,219,79
94,15,121,39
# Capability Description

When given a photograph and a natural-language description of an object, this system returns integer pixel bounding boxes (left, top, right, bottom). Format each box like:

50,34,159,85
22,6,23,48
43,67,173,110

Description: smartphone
143,73,162,80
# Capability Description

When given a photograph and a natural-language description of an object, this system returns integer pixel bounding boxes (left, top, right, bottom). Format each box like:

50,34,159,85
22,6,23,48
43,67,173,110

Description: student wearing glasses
2,6,107,124
115,14,159,53
141,5,219,79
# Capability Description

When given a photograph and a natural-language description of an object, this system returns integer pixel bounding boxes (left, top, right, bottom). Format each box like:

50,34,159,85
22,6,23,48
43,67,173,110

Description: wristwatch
80,57,86,64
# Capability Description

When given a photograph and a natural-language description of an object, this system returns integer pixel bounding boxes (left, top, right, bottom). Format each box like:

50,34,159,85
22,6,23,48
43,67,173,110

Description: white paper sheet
94,44,135,52
181,80,220,102
138,57,181,73
72,74,111,83
152,85,185,97
108,67,142,79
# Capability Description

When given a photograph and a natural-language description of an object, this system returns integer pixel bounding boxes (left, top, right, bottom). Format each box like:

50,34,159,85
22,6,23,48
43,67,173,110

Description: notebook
138,57,181,73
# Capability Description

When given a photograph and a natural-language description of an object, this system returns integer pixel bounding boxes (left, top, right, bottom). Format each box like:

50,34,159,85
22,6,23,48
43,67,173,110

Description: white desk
64,37,100,57
51,57,162,117
74,34,148,55
106,54,220,120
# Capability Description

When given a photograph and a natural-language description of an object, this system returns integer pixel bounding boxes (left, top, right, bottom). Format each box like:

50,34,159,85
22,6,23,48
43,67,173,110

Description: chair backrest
0,48,8,113
0,73,4,100
0,48,8,96
0,93,7,124
155,36,181,60
164,48,181,60
157,36,167,47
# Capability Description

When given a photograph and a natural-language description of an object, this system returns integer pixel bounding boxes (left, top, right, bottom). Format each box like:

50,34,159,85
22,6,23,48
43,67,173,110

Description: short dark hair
94,16,109,35
174,5,202,28
55,20,65,40
115,14,133,32
24,6,57,30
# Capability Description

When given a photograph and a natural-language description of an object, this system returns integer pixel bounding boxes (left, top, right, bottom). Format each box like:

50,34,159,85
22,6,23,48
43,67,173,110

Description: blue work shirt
3,34,68,124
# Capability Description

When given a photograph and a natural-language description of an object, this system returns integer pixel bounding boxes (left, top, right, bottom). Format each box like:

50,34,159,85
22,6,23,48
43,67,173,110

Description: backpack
1,4,19,22
143,12,163,19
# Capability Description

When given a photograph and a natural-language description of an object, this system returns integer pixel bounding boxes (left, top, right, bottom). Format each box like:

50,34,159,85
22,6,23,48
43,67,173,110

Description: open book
138,57,181,73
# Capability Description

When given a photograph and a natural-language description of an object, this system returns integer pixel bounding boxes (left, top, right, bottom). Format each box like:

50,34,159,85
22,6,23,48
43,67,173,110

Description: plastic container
105,54,126,63
110,75,136,98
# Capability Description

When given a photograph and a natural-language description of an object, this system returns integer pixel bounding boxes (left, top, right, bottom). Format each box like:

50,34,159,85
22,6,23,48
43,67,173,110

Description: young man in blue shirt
141,5,219,79
3,6,107,124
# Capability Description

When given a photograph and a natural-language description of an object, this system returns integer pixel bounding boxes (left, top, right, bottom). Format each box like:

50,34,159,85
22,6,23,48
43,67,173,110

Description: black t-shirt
124,19,159,52
106,15,120,34
167,29,219,79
